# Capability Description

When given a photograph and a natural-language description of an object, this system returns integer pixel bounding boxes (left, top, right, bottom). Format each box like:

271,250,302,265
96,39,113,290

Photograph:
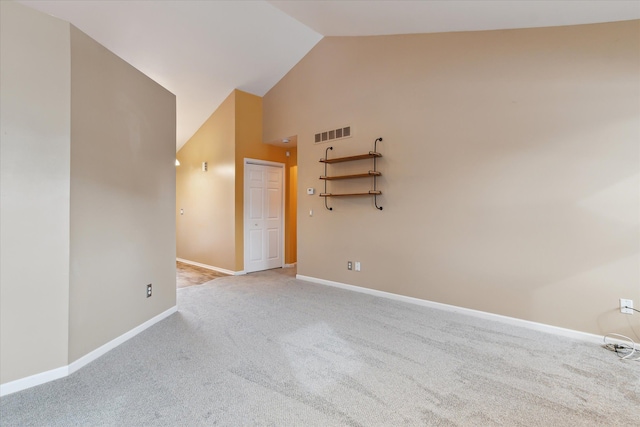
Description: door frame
243,158,286,273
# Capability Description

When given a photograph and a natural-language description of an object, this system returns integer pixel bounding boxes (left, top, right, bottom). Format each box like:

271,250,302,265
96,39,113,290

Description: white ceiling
17,1,640,151
269,1,640,36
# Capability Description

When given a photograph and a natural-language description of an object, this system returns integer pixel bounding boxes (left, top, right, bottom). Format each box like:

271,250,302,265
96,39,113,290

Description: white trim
68,306,177,375
0,306,177,397
0,365,68,397
245,158,285,168
296,275,607,345
176,258,244,276
283,262,297,268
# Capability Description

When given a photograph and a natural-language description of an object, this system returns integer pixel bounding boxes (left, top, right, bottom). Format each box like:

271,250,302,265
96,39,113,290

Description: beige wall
263,21,640,338
176,92,237,270
0,1,71,384
1,1,176,385
177,90,297,272
69,26,177,361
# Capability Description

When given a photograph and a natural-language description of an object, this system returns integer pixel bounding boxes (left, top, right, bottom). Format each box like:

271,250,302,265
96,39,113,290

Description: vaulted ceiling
18,1,640,150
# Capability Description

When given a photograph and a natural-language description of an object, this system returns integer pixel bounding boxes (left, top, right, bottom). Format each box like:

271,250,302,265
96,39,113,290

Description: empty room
1,1,638,425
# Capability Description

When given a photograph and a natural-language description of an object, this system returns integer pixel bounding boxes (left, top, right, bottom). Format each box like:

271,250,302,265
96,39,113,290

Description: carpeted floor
1,269,638,426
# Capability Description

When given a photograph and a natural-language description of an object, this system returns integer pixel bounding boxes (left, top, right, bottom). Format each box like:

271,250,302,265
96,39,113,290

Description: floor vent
315,126,351,144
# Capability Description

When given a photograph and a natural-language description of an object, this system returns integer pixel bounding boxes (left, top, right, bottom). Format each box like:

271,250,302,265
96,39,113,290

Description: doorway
244,159,284,273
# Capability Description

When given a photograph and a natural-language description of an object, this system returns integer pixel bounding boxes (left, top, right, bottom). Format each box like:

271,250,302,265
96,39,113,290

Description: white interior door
244,161,284,273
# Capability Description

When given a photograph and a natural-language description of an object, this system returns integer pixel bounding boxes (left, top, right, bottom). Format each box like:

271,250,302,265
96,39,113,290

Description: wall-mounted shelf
319,152,381,164
320,191,382,197
319,137,383,211
319,171,381,180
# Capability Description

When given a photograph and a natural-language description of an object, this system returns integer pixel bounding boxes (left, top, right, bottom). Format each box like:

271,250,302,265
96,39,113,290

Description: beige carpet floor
1,268,637,426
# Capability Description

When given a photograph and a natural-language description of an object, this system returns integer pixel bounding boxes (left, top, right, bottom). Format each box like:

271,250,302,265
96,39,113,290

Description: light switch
307,188,315,195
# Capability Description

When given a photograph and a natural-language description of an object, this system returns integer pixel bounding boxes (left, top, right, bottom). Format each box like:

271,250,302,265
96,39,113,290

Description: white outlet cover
620,298,633,314
307,188,315,195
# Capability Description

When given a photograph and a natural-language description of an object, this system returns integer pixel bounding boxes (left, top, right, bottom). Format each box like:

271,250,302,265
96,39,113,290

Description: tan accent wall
176,92,237,270
263,21,640,338
234,90,295,269
0,1,71,384
177,90,297,272
286,149,298,265
68,26,177,361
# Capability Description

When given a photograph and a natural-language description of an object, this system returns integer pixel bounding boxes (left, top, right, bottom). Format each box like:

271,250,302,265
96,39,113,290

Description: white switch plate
355,261,361,271
620,299,633,314
307,188,315,195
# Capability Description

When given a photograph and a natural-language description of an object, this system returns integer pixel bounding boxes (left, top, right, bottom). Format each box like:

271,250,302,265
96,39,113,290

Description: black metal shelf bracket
374,194,383,210
372,137,383,210
324,146,333,210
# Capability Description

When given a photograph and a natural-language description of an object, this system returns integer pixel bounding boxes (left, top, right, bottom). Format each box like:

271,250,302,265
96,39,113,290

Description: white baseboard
283,262,297,268
0,365,69,397
177,258,245,276
296,274,606,345
68,306,177,375
0,306,177,397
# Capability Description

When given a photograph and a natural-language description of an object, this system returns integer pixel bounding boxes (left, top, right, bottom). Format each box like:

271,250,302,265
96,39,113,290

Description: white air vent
314,126,351,144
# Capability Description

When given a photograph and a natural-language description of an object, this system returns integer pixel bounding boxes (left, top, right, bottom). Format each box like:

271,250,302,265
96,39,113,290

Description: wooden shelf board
320,191,382,197
320,171,381,180
320,152,382,164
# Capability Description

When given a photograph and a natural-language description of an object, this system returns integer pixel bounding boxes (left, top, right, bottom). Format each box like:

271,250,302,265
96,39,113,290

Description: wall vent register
319,137,383,211
315,126,351,144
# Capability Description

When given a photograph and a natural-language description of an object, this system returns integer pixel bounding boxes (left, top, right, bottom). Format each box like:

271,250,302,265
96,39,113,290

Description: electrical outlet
347,261,353,270
620,298,633,314
147,284,152,298
355,261,361,271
